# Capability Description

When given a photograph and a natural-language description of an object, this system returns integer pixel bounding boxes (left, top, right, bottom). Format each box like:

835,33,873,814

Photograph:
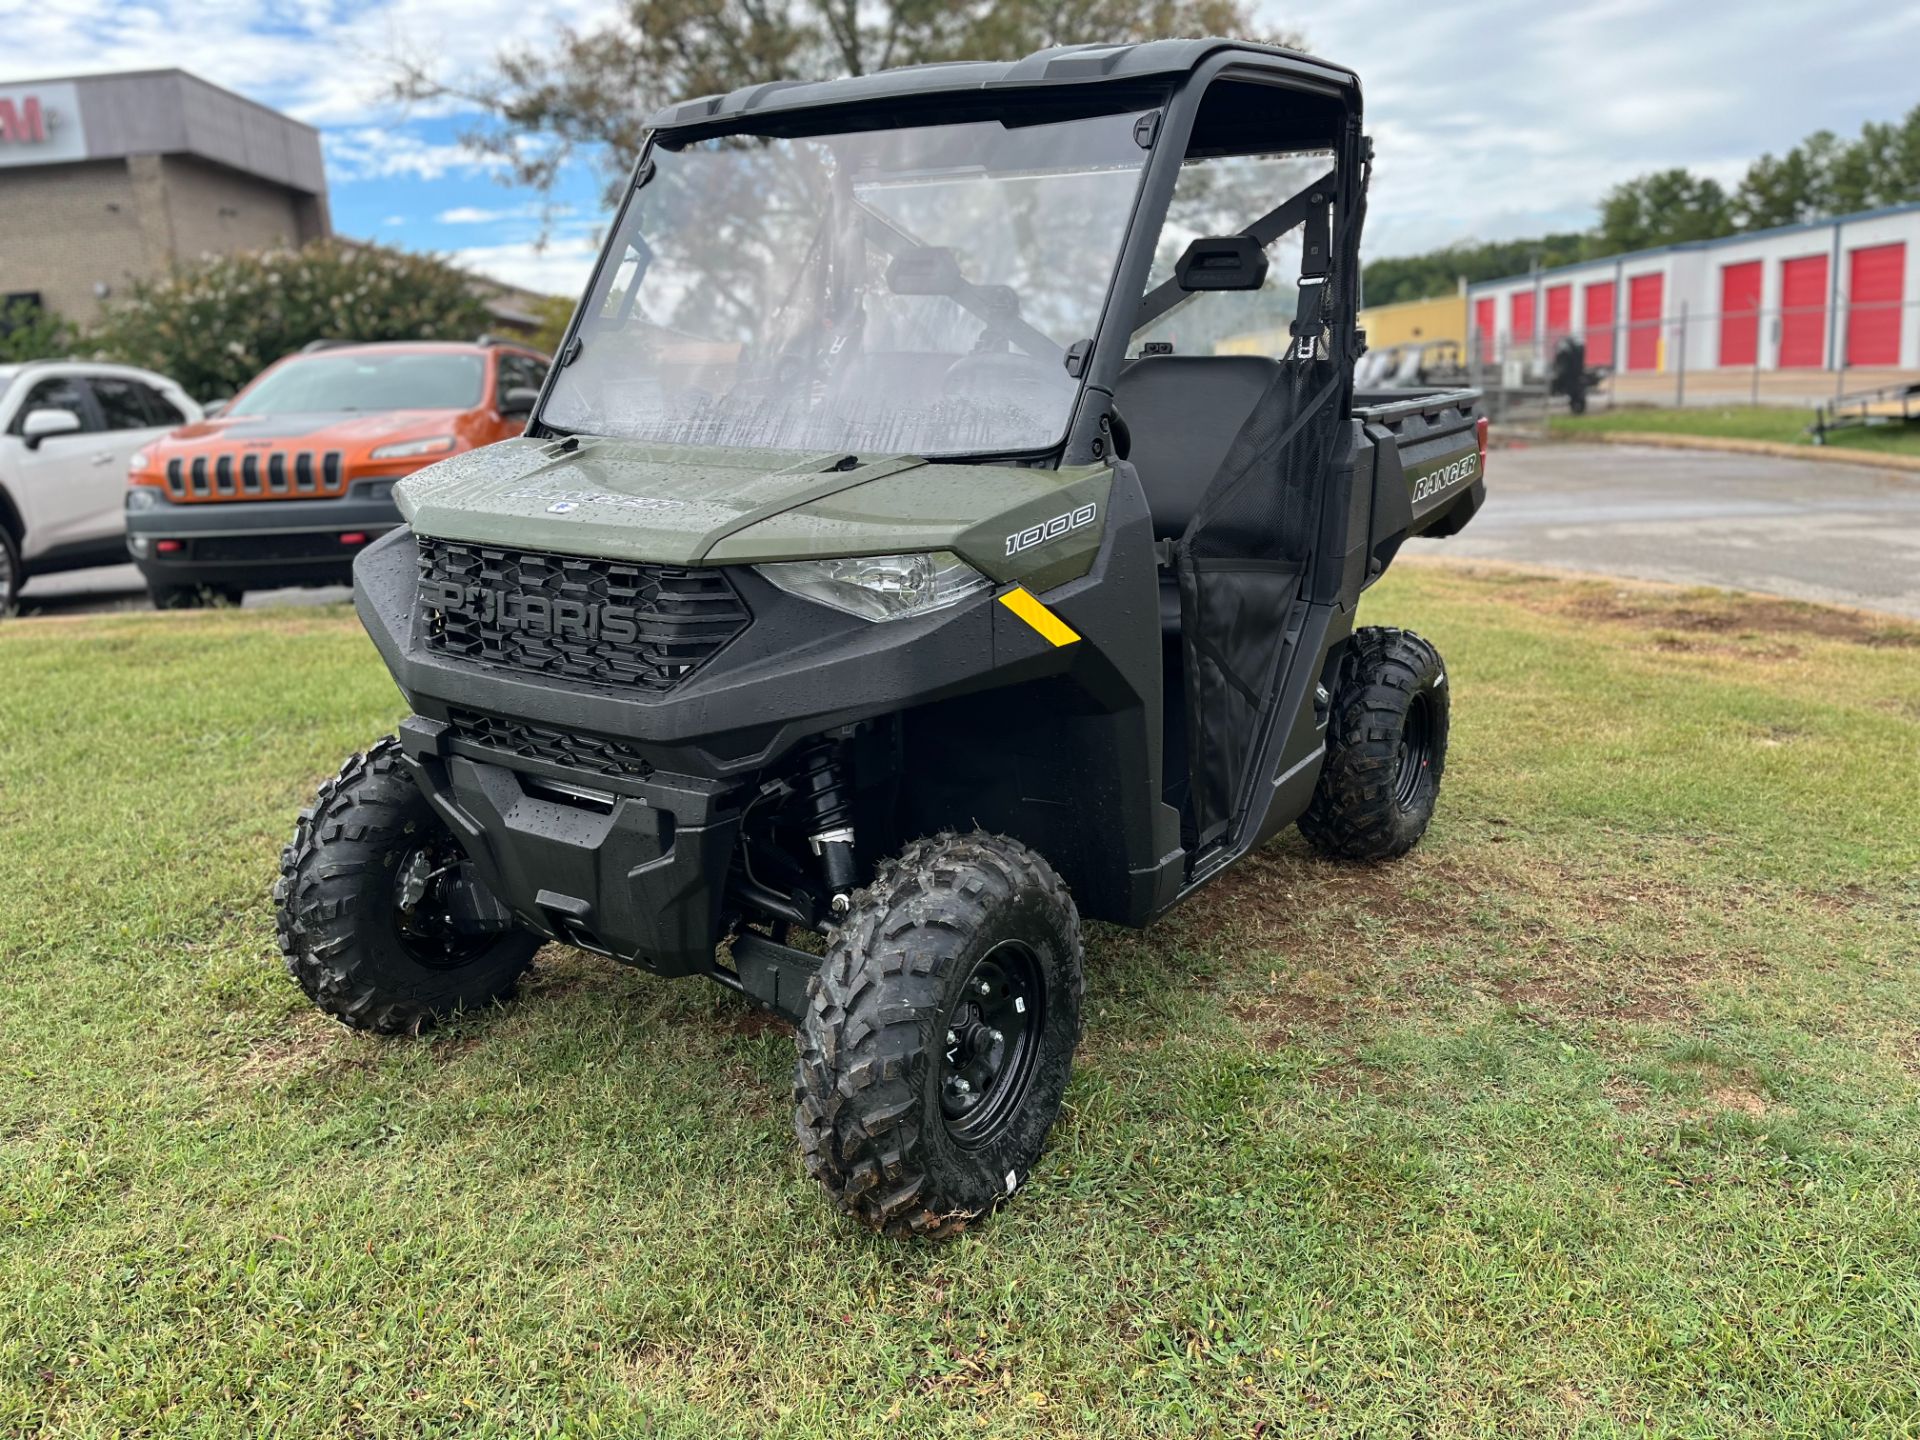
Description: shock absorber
791,740,857,916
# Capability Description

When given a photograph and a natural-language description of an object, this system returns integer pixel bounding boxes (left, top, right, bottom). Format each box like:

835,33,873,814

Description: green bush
0,297,77,363
89,239,494,400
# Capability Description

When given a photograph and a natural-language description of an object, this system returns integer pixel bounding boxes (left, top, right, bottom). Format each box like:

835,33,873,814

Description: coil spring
789,740,852,833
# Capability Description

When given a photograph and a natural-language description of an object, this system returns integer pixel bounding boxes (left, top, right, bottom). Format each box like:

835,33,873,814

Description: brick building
0,70,330,326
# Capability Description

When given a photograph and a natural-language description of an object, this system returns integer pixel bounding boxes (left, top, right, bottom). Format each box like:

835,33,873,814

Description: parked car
125,339,549,608
0,361,201,615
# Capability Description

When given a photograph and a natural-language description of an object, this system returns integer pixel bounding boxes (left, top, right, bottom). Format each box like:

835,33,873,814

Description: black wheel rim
392,836,493,969
1393,690,1435,810
940,942,1044,1149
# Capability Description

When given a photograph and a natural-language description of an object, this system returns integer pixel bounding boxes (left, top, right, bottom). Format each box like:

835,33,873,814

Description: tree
0,298,76,364
1362,101,1920,307
1361,235,1591,308
526,293,578,356
1596,168,1732,253
1734,104,1920,228
395,0,1298,207
88,240,496,400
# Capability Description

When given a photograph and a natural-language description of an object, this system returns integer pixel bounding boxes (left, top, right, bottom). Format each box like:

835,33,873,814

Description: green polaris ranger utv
275,38,1487,1237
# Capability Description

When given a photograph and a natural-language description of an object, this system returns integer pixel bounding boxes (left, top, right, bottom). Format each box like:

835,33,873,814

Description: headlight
756,551,990,623
128,451,151,473
124,486,163,511
370,436,457,461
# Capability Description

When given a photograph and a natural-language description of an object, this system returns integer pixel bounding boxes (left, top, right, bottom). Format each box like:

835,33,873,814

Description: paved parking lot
1413,441,1920,619
14,443,1920,621
16,563,349,617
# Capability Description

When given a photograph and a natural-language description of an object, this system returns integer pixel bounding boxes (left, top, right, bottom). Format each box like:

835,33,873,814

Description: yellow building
1215,290,1466,357
1355,292,1466,349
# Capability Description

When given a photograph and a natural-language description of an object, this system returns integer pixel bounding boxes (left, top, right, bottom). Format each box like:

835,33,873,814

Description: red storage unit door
1474,296,1496,361
1718,260,1762,367
1545,284,1572,343
1627,273,1663,371
1846,242,1905,366
1511,290,1535,351
1583,280,1616,368
1779,254,1828,368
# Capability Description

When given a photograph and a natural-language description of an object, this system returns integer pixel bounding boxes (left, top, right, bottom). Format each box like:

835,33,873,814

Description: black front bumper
125,490,401,590
395,715,740,975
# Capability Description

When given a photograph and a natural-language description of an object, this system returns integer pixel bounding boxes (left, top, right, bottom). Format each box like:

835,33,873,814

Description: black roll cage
528,44,1367,468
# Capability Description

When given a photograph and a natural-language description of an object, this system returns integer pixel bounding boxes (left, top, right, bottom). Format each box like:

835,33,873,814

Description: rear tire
275,737,538,1033
795,831,1083,1240
149,582,243,609
0,527,19,617
1298,626,1449,862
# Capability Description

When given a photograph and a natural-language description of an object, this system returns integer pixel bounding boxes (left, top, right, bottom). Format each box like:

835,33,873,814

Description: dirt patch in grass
231,1013,365,1085
1183,846,1479,952
1307,1051,1401,1099
716,1005,790,1041
1650,631,1805,663
1523,580,1920,649
520,944,605,1002
1229,987,1349,1046
1705,1083,1772,1118
1493,949,1707,1026
1197,838,1723,1035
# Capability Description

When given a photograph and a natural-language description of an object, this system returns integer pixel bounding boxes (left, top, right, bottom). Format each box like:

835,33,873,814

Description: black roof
646,38,1359,134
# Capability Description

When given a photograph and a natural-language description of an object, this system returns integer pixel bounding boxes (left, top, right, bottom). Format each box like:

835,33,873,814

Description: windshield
542,108,1155,457
229,353,483,416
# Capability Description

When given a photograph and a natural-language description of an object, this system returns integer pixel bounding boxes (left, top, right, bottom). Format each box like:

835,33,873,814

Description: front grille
164,448,347,501
446,708,655,779
417,537,750,693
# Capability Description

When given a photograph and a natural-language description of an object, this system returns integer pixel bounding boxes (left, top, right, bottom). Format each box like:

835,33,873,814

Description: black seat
1112,355,1284,540
1113,354,1285,630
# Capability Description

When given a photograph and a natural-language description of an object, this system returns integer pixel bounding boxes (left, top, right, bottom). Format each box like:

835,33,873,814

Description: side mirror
21,407,83,450
501,386,541,418
1173,235,1269,293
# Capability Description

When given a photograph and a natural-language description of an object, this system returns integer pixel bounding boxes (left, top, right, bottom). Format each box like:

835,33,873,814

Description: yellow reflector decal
999,586,1080,647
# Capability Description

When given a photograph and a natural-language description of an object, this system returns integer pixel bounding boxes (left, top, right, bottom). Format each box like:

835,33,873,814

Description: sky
7,0,1919,297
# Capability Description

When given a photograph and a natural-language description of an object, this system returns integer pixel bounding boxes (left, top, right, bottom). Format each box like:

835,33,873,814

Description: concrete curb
1562,429,1920,473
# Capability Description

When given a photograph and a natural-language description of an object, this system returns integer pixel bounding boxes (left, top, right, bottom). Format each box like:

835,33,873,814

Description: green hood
396,436,1114,591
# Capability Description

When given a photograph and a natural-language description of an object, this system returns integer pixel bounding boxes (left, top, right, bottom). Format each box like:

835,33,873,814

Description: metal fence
1466,293,1920,417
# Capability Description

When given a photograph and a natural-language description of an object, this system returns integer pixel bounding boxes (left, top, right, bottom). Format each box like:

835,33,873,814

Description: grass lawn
3,566,1919,1438
1549,405,1920,457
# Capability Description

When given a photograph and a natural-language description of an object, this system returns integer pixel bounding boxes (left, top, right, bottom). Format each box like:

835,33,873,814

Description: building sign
0,82,87,168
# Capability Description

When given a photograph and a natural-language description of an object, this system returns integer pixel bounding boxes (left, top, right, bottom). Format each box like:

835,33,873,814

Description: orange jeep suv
125,339,549,606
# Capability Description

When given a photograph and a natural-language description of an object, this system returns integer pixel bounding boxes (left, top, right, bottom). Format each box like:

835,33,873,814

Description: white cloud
14,0,1920,270
3,0,624,128
1282,0,1920,258
452,235,600,295
436,202,567,224
383,214,407,226
324,128,512,182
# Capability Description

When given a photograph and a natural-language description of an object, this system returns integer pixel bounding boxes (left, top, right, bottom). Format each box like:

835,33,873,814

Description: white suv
0,361,202,614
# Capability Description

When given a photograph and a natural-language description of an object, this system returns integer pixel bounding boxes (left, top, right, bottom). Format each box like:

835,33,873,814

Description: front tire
795,832,1084,1239
1298,627,1450,862
275,738,538,1033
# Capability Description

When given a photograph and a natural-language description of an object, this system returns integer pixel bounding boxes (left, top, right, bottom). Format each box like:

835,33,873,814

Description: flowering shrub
90,240,495,400
0,298,76,363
